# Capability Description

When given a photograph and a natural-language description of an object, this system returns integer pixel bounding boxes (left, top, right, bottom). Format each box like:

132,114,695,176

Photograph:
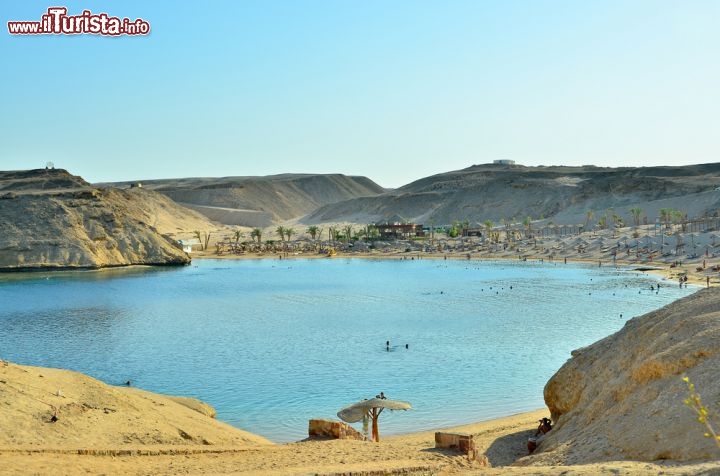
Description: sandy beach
199,223,720,288
2,361,718,476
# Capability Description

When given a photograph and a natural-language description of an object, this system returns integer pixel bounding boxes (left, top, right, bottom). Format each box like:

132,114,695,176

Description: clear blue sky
2,1,719,188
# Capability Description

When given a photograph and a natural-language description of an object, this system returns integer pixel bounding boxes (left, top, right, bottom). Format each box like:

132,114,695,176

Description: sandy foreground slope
1,361,719,476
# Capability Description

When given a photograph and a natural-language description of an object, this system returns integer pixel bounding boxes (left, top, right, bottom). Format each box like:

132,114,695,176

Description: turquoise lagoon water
0,258,697,442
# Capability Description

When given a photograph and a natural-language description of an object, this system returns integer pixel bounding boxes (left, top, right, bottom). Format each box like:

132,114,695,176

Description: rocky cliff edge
0,169,193,270
524,287,720,465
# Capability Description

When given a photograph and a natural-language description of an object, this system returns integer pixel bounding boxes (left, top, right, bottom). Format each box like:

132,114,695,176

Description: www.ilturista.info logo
8,7,150,36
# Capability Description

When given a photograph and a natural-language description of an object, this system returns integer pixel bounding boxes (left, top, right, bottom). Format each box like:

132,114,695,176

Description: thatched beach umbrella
337,397,411,442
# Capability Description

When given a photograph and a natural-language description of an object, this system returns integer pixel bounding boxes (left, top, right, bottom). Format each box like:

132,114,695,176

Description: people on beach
536,418,552,436
528,417,553,454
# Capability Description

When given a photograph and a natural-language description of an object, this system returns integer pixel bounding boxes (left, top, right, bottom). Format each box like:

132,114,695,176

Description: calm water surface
0,258,696,442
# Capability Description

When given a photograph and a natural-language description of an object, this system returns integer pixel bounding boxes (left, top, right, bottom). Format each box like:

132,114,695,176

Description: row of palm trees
217,224,374,254
585,207,691,231
213,205,707,253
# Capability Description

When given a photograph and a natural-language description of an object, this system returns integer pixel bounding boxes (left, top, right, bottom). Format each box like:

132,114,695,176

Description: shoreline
194,247,706,287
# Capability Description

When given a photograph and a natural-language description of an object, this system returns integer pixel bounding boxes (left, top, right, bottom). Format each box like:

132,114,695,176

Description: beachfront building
178,238,201,253
375,222,425,240
493,159,516,165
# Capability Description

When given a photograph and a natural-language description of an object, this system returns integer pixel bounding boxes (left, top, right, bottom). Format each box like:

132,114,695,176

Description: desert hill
525,287,720,466
105,174,386,227
98,163,720,229
0,169,219,270
304,163,720,226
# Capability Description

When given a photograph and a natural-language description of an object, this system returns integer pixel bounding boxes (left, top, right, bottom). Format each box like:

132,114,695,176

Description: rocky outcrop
523,288,720,465
307,419,367,441
0,169,212,270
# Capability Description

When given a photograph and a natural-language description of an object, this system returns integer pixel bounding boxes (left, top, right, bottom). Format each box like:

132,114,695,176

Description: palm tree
660,208,674,230
449,220,461,238
343,224,353,243
484,220,494,242
285,227,295,242
370,224,378,239
584,210,594,231
629,207,642,227
275,225,286,242
604,208,615,232
501,217,512,243
598,215,607,230
360,224,378,242
250,228,263,245
193,230,210,251
328,226,340,246
233,230,244,244
674,210,686,232
306,225,319,240
523,216,532,238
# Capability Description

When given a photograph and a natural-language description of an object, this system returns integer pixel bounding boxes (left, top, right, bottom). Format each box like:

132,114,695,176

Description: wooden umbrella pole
371,407,379,442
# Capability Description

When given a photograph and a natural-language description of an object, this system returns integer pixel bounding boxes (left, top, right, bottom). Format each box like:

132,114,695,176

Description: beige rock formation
527,287,720,465
0,169,219,270
307,419,367,441
0,361,270,449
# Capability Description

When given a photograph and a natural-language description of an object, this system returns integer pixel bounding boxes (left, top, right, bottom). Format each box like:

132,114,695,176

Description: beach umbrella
337,397,411,442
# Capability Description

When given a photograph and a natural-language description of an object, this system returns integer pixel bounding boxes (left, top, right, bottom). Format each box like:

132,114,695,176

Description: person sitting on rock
536,417,552,436
528,418,553,454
